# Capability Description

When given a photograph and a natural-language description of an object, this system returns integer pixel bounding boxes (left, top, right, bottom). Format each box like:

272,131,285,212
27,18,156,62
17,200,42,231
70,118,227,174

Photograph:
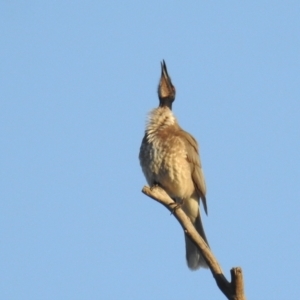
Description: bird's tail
185,212,209,270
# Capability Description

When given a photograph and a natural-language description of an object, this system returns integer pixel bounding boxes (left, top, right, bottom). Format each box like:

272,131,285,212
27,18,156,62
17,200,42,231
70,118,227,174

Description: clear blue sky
1,2,299,299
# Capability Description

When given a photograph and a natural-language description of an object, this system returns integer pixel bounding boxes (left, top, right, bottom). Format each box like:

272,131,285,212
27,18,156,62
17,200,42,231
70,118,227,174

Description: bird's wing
179,129,208,215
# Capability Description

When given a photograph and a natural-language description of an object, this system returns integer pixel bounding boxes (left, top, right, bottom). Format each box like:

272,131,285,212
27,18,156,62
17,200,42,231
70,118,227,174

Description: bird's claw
150,182,160,191
169,202,182,215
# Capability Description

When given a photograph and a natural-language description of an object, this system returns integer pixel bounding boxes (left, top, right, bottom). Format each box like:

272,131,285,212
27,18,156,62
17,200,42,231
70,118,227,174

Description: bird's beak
161,60,169,80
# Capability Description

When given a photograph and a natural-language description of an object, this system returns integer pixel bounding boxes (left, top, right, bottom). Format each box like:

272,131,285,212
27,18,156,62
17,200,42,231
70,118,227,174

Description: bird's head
158,60,176,109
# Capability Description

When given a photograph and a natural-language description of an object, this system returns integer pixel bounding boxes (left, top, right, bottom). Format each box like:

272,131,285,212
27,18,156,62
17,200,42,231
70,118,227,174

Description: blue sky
1,1,300,299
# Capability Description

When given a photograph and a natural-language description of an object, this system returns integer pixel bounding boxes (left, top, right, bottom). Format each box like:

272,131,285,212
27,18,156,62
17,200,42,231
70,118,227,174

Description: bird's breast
140,129,194,199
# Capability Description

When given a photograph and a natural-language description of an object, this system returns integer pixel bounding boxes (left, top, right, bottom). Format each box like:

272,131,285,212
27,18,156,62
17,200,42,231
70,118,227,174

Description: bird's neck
146,106,177,137
159,98,173,110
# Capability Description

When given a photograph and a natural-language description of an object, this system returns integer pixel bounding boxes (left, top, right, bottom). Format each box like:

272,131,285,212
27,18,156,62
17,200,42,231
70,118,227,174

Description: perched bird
139,60,209,270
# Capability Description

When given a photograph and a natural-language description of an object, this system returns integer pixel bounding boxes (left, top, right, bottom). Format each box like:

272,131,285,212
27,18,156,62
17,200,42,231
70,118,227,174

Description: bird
139,60,209,270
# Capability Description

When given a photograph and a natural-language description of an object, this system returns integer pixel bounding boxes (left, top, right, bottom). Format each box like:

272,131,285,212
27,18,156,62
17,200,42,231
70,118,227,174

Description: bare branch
142,185,246,300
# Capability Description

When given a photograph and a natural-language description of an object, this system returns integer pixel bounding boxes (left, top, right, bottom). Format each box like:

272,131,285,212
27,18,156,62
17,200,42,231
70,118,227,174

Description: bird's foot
169,199,183,215
150,182,160,191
